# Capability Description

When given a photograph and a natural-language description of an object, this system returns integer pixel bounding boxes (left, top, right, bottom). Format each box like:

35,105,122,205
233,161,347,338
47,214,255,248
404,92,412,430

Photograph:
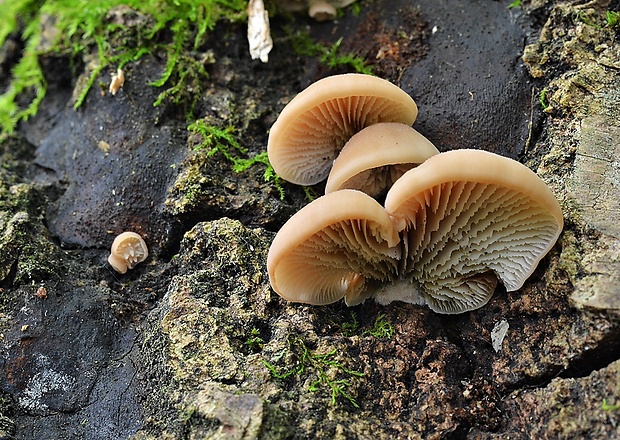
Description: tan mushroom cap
267,74,418,186
307,0,357,20
108,231,149,274
267,189,401,305
325,122,439,196
307,0,337,20
383,149,564,313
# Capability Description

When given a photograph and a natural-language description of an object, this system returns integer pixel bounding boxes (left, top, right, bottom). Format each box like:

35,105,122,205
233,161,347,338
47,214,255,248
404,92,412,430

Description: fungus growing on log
325,122,439,197
267,150,563,313
108,231,148,274
267,74,418,186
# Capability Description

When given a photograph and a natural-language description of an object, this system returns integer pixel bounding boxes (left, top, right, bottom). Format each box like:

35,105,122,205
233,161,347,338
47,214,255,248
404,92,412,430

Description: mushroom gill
267,74,418,186
108,231,149,274
384,149,563,313
267,190,401,305
267,150,563,313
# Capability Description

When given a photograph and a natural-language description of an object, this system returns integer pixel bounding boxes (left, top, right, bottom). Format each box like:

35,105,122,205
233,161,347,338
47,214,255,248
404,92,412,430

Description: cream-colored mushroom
382,149,563,312
268,149,563,313
108,231,148,274
325,122,439,197
308,0,337,20
267,74,418,186
276,0,356,20
267,189,401,306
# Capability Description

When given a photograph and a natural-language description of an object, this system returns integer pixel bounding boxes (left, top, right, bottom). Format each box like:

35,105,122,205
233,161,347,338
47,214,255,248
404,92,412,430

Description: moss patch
0,136,67,285
0,0,247,133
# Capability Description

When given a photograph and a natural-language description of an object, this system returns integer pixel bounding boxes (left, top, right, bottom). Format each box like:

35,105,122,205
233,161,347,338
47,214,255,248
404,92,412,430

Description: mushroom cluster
267,74,563,314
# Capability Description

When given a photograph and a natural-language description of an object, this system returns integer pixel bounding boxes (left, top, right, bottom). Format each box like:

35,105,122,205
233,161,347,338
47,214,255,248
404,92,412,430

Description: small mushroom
276,0,356,21
308,0,337,20
325,122,439,197
109,68,125,95
108,231,148,274
268,149,563,313
267,74,418,186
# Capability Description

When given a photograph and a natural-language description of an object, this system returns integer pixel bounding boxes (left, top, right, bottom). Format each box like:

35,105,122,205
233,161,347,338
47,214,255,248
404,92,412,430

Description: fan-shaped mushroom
267,189,401,306
108,231,148,274
383,149,563,312
267,74,418,186
267,150,563,313
325,122,439,197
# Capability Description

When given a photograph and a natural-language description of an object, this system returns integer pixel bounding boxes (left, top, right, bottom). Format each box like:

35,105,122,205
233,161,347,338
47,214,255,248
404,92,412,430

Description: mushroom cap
267,74,418,186
325,122,439,196
108,231,148,274
384,149,563,313
267,189,401,305
308,0,337,20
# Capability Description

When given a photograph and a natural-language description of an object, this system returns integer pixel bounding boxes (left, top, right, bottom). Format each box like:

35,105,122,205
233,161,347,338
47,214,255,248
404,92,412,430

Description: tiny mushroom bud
276,0,356,20
325,122,439,197
307,0,337,20
35,286,48,299
108,231,148,274
109,68,125,95
267,74,418,186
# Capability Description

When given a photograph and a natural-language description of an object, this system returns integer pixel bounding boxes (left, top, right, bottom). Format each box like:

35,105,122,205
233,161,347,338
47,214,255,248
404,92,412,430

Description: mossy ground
0,0,248,133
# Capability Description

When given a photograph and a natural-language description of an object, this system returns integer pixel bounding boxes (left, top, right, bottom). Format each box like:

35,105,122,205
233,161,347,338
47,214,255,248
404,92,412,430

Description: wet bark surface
1,0,620,439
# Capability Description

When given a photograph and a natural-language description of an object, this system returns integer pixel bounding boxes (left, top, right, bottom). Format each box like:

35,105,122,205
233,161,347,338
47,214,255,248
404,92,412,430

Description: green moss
188,119,285,198
602,398,620,411
361,313,394,339
331,311,394,339
576,10,602,28
263,336,364,408
0,0,247,133
339,312,359,337
0,6,46,135
286,27,373,75
605,11,620,28
245,327,265,351
539,88,549,110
